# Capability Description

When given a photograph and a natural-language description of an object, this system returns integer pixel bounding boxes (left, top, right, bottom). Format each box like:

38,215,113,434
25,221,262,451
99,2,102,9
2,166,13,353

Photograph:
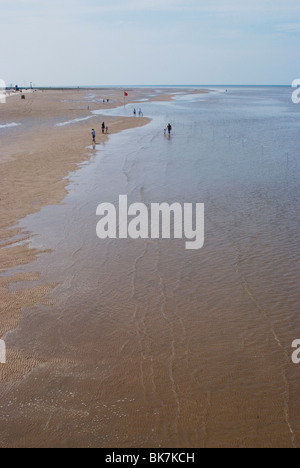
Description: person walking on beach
133,108,136,116
102,122,105,134
106,126,109,134
91,129,96,143
167,123,172,135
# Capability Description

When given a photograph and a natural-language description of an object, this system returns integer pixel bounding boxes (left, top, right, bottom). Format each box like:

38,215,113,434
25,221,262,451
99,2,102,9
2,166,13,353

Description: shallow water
56,116,94,127
1,87,300,448
0,122,21,130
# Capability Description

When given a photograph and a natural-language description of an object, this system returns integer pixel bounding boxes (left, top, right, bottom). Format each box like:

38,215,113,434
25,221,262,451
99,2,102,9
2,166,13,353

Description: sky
1,0,300,87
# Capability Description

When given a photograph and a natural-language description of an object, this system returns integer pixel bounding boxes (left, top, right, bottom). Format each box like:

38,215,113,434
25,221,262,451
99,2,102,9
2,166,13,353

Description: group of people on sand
133,108,143,117
92,120,173,144
101,122,108,134
91,122,109,143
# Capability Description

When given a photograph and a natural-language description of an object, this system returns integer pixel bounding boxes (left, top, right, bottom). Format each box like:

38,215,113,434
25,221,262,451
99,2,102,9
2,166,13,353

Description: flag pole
123,90,128,107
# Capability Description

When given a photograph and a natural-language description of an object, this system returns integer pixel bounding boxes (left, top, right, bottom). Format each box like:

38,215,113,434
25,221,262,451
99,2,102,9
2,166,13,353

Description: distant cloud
2,0,299,18
277,23,300,33
217,29,242,39
83,0,300,14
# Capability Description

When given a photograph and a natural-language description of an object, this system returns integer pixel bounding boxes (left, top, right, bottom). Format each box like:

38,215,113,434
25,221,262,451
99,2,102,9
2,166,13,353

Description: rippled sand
1,87,299,448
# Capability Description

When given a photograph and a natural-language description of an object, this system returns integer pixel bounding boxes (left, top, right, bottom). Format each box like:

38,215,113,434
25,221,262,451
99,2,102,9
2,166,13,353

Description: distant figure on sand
133,108,136,116
106,126,109,134
167,123,172,135
139,108,143,117
102,122,105,134
91,129,96,143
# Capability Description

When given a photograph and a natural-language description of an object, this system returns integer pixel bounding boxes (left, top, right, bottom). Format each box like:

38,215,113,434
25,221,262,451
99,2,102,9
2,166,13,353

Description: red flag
124,92,128,97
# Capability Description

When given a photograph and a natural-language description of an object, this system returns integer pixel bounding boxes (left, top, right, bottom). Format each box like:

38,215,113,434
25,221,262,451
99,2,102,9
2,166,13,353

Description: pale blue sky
1,0,300,86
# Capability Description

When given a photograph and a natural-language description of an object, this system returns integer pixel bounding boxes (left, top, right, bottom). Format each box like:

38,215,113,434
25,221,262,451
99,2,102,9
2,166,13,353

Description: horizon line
8,84,293,89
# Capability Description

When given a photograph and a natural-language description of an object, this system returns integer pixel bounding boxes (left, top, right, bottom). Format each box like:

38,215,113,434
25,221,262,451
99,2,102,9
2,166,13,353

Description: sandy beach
0,87,299,449
2,0,300,451
0,87,206,379
0,90,147,344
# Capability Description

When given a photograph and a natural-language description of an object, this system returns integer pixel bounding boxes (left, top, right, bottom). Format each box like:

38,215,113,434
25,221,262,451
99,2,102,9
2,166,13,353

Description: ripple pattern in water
2,87,300,448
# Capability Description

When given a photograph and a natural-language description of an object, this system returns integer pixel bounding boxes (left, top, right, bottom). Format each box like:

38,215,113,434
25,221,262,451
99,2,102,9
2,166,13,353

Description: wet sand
0,87,299,448
0,87,214,447
0,89,155,351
